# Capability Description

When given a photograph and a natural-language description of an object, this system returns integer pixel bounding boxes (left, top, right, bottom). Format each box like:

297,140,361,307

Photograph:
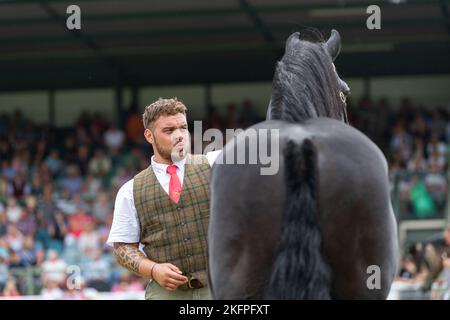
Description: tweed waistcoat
133,154,210,286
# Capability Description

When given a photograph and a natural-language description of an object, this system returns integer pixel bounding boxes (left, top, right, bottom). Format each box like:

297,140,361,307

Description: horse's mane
268,30,347,123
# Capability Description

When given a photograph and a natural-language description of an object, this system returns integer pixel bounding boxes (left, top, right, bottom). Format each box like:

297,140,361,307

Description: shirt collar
150,155,186,174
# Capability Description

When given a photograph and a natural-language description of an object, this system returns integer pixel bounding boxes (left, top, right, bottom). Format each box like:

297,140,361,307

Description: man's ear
144,128,154,144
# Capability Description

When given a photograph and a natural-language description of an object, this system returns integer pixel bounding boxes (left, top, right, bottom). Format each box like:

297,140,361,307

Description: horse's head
267,29,350,124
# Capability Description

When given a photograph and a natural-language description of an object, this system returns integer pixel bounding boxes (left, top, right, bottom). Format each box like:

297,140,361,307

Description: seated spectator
111,168,132,190
5,225,23,252
104,123,125,152
67,208,93,239
1,160,16,181
0,212,8,237
0,277,20,297
0,255,8,292
92,192,111,223
55,188,77,215
63,277,99,300
396,254,418,282
409,178,437,218
48,211,67,253
0,176,8,202
111,273,144,293
407,153,427,174
44,149,64,178
15,200,36,237
40,279,64,300
81,175,102,201
426,133,447,158
41,250,67,286
83,249,111,292
19,236,43,267
78,221,101,259
425,163,448,211
60,165,83,195
35,211,51,251
8,248,25,269
29,173,43,196
7,174,30,200
427,147,446,172
38,185,57,222
88,149,112,178
75,145,90,176
5,197,22,224
390,121,412,161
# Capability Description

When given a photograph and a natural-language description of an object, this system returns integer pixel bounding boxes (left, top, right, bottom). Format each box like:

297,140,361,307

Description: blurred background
0,0,449,300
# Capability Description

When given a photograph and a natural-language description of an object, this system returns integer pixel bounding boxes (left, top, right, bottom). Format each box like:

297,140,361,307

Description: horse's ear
285,32,300,53
325,29,341,61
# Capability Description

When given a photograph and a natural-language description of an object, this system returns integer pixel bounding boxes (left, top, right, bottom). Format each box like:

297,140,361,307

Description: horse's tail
266,139,331,299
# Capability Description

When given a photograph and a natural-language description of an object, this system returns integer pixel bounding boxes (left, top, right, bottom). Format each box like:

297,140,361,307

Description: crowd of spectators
0,95,448,298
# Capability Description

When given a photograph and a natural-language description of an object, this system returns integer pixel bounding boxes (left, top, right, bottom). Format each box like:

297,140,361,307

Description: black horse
208,30,399,299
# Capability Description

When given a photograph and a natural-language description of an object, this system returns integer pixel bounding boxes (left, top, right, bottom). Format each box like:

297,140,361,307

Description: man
107,98,219,300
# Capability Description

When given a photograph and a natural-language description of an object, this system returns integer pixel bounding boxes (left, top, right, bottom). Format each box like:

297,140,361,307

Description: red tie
167,165,182,204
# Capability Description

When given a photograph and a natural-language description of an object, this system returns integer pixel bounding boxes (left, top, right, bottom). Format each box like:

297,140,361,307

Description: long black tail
266,139,331,299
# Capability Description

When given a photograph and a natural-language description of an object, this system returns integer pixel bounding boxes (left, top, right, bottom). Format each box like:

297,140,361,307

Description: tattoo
114,243,146,274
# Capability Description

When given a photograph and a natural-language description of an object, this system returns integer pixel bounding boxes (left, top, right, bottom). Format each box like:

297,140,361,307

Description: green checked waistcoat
133,154,210,286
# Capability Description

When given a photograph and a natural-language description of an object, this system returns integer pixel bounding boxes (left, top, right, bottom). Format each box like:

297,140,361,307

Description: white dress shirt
107,151,221,246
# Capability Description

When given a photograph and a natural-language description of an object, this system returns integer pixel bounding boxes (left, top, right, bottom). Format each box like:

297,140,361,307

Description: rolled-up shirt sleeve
107,179,141,246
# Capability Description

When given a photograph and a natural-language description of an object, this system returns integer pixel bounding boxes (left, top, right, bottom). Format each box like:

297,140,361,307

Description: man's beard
153,136,189,163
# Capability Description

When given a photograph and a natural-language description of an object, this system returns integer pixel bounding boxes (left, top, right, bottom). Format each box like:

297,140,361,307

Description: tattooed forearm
114,243,147,275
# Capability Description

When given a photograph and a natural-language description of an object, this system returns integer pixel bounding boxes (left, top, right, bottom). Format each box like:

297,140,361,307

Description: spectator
29,173,43,197
104,123,125,152
74,145,90,176
15,204,36,237
0,256,8,292
111,168,132,190
67,208,93,239
5,197,22,224
390,121,412,162
92,192,111,223
88,149,112,178
0,212,8,237
1,277,20,297
81,174,102,200
5,225,24,252
111,273,144,293
44,149,64,178
427,146,446,172
425,163,448,210
7,174,30,199
78,221,101,258
55,188,77,215
8,248,25,269
19,236,43,267
48,211,67,253
60,165,83,195
83,249,111,292
40,279,64,300
38,185,57,222
41,250,67,286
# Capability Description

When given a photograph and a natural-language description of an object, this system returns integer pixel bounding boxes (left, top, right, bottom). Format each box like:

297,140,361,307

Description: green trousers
145,280,211,300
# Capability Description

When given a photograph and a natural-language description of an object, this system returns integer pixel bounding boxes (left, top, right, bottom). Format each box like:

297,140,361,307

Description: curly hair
142,97,187,129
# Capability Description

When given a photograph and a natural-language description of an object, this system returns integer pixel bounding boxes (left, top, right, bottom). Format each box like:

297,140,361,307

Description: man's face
145,113,189,163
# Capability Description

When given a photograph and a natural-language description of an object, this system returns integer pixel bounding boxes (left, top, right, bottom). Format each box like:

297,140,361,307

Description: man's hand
152,263,188,291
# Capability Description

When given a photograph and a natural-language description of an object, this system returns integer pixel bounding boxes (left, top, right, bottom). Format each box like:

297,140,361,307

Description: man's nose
173,129,184,140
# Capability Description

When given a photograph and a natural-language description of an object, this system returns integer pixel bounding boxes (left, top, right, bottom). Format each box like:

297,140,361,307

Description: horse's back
302,118,398,299
209,117,398,299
